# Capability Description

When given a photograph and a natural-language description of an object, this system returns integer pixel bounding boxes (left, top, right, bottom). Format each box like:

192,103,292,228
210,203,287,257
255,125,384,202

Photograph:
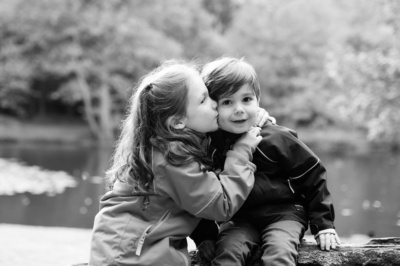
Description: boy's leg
212,219,260,266
260,220,305,266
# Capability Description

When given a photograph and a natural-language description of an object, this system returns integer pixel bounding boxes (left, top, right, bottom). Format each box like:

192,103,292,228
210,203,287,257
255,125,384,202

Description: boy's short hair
201,57,261,101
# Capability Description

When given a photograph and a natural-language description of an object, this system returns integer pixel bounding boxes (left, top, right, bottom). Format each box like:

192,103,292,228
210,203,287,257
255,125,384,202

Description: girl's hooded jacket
89,139,257,266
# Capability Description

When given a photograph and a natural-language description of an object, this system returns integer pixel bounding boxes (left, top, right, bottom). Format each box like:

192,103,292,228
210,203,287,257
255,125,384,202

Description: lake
0,142,399,238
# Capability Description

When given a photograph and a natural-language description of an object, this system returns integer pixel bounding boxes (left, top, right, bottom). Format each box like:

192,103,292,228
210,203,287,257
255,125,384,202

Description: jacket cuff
314,228,337,239
310,222,335,235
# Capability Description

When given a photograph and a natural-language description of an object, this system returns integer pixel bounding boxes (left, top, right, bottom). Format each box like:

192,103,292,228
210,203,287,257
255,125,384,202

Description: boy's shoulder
256,125,303,157
259,124,298,141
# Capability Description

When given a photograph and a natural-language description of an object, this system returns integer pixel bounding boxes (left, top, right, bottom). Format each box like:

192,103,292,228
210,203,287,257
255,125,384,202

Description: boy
191,57,340,265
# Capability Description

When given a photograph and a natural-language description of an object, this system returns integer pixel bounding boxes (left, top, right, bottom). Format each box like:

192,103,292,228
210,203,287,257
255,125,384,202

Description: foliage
0,0,224,142
219,0,400,145
0,0,399,147
326,0,400,144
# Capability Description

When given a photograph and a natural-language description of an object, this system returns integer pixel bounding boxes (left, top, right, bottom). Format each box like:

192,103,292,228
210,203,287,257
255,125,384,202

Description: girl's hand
233,126,262,156
315,229,341,251
256,108,276,127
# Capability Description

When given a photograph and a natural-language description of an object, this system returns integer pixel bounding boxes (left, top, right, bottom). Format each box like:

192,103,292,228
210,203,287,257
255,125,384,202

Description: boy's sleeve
153,148,256,222
260,126,336,234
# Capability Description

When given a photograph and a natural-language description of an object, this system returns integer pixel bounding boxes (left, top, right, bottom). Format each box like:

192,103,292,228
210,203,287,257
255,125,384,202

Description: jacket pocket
134,210,171,256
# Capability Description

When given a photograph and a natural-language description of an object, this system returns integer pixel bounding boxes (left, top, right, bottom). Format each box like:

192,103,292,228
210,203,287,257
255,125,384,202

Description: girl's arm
154,127,261,222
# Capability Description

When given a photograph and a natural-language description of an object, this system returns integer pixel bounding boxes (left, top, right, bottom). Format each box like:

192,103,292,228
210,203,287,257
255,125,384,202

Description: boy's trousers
212,219,305,266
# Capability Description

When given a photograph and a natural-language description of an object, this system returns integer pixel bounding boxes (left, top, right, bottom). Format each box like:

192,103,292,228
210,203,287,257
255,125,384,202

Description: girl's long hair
106,60,212,191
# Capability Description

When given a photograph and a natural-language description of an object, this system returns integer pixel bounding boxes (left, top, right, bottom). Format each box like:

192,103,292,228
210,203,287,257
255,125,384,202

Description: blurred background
0,0,399,263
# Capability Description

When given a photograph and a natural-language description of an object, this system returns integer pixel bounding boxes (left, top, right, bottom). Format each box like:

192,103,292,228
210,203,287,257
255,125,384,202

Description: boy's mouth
232,119,247,124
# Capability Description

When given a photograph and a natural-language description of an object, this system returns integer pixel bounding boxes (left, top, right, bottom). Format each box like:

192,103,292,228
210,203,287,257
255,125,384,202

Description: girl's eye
243,97,253,102
201,97,206,104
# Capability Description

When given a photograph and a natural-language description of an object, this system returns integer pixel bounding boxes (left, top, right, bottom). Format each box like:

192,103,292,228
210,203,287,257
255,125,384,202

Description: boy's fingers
331,235,337,249
319,234,326,250
335,234,341,245
325,235,331,250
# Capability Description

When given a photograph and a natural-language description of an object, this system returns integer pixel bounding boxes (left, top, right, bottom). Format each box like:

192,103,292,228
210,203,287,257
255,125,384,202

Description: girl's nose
211,99,217,110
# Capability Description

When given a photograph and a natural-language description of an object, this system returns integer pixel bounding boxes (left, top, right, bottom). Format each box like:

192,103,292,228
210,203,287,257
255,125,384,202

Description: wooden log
191,237,400,266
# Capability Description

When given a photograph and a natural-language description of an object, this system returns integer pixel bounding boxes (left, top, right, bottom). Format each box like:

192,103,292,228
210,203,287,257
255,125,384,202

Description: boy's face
217,83,259,134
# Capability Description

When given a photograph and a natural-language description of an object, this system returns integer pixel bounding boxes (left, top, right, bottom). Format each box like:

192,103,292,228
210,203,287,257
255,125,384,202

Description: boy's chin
221,127,248,134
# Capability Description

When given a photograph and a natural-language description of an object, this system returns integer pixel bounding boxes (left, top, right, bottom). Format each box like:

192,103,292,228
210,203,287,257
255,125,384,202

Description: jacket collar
209,130,243,154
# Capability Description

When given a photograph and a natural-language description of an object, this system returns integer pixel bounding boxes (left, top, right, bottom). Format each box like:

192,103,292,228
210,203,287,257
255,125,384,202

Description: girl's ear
168,116,186,129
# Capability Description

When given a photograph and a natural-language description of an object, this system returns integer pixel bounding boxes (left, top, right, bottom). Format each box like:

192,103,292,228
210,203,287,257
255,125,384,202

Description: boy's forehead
219,83,255,98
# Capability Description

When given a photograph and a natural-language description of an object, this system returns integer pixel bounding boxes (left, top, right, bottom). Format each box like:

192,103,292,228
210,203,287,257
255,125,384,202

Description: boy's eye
220,100,231,105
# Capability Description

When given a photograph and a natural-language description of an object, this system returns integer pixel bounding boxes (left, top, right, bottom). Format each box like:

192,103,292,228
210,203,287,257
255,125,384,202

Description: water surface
0,143,399,237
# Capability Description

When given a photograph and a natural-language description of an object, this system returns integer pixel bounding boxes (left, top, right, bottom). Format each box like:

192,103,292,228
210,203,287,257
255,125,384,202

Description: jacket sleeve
259,126,336,234
153,147,256,222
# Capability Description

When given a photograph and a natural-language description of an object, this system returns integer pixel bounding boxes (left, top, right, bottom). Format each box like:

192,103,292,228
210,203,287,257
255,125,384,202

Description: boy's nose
234,105,244,114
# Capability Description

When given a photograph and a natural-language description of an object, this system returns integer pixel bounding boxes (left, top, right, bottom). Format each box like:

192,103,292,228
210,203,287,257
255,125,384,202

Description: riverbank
0,115,375,154
0,223,91,266
0,115,94,146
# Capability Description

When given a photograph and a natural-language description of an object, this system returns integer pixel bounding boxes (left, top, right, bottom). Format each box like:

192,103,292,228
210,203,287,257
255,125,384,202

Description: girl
89,60,263,266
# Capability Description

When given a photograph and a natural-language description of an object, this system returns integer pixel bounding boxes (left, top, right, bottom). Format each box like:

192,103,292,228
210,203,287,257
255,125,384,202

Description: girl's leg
260,220,305,266
212,219,260,266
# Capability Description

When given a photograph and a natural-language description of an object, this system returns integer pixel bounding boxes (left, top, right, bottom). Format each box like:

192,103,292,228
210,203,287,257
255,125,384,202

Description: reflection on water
0,143,399,237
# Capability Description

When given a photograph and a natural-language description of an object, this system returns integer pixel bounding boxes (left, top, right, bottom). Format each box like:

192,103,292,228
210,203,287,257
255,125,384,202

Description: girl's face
181,73,219,133
217,83,259,134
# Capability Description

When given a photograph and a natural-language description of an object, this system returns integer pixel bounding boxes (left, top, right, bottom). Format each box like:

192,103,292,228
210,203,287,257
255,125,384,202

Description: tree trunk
97,81,114,145
76,72,100,136
191,237,400,266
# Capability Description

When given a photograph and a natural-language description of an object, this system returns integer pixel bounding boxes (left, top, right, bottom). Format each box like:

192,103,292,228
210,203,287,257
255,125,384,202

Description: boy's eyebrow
219,91,255,100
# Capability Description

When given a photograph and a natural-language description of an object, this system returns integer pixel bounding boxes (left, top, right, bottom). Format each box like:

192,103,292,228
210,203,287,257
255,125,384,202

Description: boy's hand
256,108,276,127
196,240,216,262
315,229,341,251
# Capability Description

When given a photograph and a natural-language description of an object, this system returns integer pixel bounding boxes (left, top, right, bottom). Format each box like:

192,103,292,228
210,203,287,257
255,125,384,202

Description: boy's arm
260,126,337,240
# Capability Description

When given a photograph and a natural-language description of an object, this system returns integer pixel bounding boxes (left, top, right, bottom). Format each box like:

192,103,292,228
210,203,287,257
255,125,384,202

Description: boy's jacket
208,125,335,235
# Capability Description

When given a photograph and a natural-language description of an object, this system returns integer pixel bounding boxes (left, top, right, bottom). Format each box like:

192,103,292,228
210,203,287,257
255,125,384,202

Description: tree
0,0,225,144
326,0,400,145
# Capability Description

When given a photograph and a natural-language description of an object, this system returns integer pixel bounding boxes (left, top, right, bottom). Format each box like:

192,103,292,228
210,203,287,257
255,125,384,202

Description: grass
0,224,91,266
0,223,198,266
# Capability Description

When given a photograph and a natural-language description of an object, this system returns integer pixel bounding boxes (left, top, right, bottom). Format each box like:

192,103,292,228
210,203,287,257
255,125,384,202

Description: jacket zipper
135,210,171,256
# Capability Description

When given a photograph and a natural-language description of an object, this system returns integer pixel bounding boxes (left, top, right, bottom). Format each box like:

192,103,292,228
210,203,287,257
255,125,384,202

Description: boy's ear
169,116,186,129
